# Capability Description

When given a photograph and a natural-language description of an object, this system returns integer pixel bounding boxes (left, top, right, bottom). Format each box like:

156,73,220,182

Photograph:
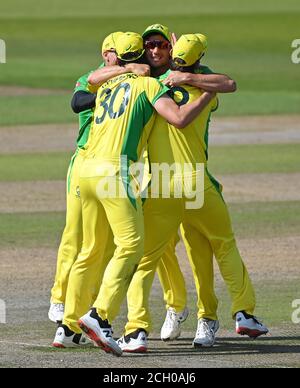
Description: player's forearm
177,91,215,128
88,66,128,85
185,73,237,93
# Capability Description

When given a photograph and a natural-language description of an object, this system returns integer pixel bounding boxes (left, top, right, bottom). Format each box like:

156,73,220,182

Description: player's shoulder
141,76,164,90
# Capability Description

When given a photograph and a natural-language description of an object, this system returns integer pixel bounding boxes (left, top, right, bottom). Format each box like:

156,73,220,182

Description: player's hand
171,32,178,47
125,63,151,76
163,71,188,87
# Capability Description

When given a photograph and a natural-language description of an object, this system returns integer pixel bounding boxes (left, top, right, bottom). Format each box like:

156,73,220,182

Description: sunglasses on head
144,40,170,50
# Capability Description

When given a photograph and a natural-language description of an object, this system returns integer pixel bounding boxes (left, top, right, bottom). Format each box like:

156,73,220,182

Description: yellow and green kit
63,73,169,332
50,66,116,306
125,71,255,335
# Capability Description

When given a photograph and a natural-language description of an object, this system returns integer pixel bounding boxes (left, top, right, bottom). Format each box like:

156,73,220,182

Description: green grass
0,212,65,248
1,13,299,91
1,90,300,126
0,95,76,126
1,0,300,18
0,144,299,182
229,201,300,239
0,2,300,118
208,144,300,175
0,152,72,181
1,201,299,248
215,91,300,116
180,279,300,332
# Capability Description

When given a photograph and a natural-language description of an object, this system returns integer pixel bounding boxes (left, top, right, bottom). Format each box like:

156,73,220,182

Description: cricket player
86,24,237,343
117,33,268,353
49,32,149,328
53,32,215,356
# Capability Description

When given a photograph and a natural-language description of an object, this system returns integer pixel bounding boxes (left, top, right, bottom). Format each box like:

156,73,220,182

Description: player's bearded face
144,35,171,68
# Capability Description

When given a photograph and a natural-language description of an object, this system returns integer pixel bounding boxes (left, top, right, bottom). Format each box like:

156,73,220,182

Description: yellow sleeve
211,95,219,112
144,77,169,105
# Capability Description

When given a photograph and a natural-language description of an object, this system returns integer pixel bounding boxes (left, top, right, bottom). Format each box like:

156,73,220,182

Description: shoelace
165,310,180,328
252,316,264,326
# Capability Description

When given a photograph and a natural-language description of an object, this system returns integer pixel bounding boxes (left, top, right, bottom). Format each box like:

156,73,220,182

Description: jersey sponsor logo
75,81,81,87
167,86,189,106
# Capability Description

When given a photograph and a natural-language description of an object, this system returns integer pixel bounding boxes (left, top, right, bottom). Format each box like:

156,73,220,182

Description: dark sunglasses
144,40,170,50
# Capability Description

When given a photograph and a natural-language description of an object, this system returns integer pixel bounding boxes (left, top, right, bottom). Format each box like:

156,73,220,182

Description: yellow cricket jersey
80,73,168,178
148,83,218,194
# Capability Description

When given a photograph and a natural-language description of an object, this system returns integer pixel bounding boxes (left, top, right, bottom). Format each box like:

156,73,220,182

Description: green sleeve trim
121,91,154,162
151,83,170,105
121,91,155,209
157,69,171,82
205,167,224,201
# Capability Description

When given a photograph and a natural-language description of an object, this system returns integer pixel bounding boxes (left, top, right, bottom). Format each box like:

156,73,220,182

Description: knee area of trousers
212,238,237,258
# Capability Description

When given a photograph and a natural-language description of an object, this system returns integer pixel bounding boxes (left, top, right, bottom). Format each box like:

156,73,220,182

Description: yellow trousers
156,234,187,312
181,184,255,320
50,150,186,325
125,184,256,334
63,176,144,332
51,151,83,304
51,151,115,306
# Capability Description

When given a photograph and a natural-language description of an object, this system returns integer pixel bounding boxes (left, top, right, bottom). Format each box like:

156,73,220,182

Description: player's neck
151,64,170,78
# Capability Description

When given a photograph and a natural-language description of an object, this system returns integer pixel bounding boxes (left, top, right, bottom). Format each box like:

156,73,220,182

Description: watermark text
0,299,6,323
291,299,300,323
291,39,300,64
0,39,6,63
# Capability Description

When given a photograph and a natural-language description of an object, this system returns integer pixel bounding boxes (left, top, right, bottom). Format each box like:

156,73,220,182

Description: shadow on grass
122,336,300,358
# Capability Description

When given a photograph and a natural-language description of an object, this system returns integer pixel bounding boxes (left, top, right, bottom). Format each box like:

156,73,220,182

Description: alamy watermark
0,299,6,323
92,157,205,209
291,39,300,64
291,299,300,324
0,39,6,63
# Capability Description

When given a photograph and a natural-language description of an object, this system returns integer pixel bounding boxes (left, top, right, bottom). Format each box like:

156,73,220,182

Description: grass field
0,0,300,124
1,0,300,369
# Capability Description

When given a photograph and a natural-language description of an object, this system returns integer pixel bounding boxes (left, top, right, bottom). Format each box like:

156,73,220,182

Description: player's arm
71,91,96,113
153,91,215,129
163,71,236,93
88,63,150,85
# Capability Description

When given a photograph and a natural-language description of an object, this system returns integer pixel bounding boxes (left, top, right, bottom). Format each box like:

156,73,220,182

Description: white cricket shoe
78,308,122,357
160,307,189,341
52,324,92,348
48,303,64,323
236,311,269,338
193,318,219,348
117,329,148,353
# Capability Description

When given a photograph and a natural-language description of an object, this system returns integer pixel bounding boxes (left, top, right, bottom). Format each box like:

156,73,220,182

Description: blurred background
0,0,299,368
0,0,300,124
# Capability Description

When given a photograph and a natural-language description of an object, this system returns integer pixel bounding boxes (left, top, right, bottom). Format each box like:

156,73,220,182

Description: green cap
142,24,171,42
